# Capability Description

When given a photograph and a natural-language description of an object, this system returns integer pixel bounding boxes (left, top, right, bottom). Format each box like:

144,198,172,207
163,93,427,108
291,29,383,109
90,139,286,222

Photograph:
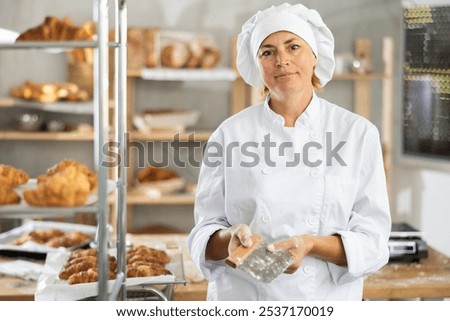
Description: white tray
0,221,97,258
35,248,178,301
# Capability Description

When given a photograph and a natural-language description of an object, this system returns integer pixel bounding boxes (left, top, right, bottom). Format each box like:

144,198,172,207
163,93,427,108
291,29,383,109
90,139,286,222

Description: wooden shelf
0,130,94,141
130,130,211,141
120,193,195,205
332,72,387,81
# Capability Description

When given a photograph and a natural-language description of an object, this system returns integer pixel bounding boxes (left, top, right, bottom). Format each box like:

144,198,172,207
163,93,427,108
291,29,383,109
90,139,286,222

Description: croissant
24,166,91,207
0,185,20,205
0,164,29,187
29,228,64,243
67,268,116,285
127,260,166,270
59,261,95,280
12,235,35,245
45,231,92,248
68,248,97,260
65,255,97,267
136,166,178,183
127,265,170,278
39,159,97,192
67,268,98,285
127,246,170,264
127,254,161,265
17,16,91,42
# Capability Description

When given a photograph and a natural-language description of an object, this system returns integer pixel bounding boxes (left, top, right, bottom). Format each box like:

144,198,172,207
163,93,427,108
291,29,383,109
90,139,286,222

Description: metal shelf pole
95,0,110,301
112,0,128,301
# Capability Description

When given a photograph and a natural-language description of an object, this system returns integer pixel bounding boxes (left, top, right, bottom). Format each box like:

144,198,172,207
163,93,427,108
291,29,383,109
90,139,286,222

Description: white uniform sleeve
328,126,392,284
187,129,231,281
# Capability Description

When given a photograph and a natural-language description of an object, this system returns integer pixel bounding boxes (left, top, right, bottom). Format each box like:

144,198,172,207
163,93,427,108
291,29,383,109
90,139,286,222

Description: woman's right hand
205,224,253,260
226,224,253,254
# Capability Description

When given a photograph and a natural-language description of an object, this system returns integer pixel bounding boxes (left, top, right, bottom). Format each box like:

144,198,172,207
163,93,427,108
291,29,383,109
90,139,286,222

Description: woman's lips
275,72,298,78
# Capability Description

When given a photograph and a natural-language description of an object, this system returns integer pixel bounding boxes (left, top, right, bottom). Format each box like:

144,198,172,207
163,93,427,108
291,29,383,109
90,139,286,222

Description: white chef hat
236,3,335,88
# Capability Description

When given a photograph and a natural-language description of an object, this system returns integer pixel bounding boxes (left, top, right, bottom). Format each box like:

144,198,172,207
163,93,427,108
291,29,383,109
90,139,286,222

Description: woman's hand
267,235,310,274
268,234,347,273
205,224,252,261
227,224,253,254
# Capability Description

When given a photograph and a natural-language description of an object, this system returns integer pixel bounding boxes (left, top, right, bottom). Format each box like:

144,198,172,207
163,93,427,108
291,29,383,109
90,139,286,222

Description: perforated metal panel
402,5,450,160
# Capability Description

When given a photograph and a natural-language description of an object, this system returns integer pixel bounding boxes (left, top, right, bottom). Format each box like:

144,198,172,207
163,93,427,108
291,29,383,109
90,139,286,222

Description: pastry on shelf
0,163,29,187
0,164,29,205
160,40,221,69
39,159,97,192
16,16,92,41
137,166,179,183
200,43,221,68
10,80,90,103
134,166,185,197
23,165,91,207
0,185,20,205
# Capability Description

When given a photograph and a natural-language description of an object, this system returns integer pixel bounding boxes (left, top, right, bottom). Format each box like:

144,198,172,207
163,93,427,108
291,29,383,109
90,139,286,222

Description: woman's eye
260,50,273,57
291,44,300,50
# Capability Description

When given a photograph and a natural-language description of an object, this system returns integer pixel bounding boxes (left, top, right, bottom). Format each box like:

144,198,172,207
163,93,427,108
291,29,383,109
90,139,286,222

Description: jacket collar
263,92,320,128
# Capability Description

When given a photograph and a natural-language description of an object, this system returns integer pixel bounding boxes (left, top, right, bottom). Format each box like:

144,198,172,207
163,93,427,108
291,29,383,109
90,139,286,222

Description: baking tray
35,247,182,301
0,220,96,260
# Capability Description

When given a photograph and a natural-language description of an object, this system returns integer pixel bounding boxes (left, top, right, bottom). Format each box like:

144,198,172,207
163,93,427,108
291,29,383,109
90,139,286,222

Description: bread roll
161,42,190,68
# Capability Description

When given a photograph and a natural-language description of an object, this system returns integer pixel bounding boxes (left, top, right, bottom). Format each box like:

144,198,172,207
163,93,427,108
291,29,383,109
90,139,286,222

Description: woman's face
257,31,316,98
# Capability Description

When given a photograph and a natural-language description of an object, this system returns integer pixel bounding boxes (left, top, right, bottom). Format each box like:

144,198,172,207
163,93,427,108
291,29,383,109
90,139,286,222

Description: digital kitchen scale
388,222,428,263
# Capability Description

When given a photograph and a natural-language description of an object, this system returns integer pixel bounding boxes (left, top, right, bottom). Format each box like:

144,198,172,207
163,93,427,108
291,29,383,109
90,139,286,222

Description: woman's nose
276,52,290,66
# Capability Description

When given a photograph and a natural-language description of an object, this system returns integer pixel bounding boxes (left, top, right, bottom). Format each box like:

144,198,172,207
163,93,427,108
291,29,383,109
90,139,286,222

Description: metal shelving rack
0,0,128,301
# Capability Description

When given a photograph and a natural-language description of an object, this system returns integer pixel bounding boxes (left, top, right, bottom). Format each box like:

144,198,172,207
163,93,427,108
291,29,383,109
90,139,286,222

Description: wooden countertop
363,247,450,299
1,234,450,301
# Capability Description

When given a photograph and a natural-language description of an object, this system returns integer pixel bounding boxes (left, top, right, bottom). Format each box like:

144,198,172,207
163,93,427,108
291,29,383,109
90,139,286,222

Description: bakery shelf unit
0,0,128,301
119,66,238,231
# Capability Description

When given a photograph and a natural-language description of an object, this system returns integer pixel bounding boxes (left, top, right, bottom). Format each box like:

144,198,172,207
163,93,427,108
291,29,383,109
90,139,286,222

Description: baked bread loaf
161,42,190,68
200,44,221,68
161,40,221,69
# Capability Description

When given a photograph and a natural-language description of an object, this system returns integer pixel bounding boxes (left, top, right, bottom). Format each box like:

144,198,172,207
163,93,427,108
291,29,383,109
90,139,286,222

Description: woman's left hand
267,235,310,274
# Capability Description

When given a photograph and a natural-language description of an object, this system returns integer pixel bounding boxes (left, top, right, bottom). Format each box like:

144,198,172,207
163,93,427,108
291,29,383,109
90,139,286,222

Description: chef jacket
187,93,391,300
